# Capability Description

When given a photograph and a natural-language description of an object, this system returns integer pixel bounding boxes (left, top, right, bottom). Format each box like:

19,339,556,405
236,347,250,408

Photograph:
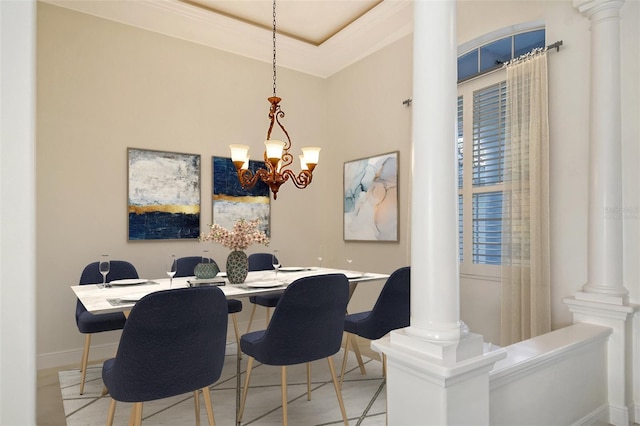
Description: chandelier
229,0,320,200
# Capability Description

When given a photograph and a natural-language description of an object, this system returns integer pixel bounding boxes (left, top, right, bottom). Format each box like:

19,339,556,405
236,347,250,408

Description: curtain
500,49,551,346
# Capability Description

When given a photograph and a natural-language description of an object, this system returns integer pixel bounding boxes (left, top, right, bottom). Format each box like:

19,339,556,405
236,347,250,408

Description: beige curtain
500,49,551,346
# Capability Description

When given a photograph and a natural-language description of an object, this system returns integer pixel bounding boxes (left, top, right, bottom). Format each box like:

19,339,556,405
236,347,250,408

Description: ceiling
43,0,414,78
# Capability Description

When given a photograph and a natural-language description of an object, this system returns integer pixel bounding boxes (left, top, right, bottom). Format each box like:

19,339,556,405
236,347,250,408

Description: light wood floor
37,335,379,425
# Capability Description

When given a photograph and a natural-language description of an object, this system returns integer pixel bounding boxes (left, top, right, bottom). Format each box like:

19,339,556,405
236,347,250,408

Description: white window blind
473,191,503,264
471,82,506,265
453,80,507,268
473,82,507,187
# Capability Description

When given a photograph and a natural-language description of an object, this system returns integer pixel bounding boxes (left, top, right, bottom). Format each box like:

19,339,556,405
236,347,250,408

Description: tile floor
51,340,387,425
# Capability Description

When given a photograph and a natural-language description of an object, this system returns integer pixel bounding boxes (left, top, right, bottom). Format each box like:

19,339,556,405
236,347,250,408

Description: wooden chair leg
382,353,387,378
128,402,136,426
306,362,312,401
79,334,91,394
128,402,142,426
238,357,255,423
135,402,143,426
230,313,242,359
201,386,216,426
194,390,201,426
106,398,116,426
327,356,349,426
351,335,366,375
339,333,352,387
246,304,257,333
281,366,288,426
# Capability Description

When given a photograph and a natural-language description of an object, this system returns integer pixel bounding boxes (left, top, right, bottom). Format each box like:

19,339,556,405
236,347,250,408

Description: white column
0,0,37,424
372,1,505,424
565,2,639,425
575,0,629,304
407,0,465,344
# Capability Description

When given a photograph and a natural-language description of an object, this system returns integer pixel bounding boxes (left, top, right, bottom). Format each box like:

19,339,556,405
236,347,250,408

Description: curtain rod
402,40,564,106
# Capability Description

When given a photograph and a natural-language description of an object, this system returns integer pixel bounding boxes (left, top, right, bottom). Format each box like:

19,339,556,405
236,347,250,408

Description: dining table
71,266,389,425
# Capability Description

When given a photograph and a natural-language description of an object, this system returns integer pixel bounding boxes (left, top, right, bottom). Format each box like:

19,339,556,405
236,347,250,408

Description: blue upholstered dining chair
102,286,228,426
75,260,139,395
238,274,350,426
339,266,410,386
175,256,243,355
245,252,281,333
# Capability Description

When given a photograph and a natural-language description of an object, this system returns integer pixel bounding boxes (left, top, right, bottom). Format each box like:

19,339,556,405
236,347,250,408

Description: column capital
574,0,625,19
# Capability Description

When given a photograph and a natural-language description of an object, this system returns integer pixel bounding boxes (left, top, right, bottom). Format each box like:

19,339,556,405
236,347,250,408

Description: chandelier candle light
229,0,320,200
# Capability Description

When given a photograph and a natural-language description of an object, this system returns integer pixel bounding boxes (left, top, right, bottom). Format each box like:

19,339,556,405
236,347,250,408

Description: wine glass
317,245,324,268
346,258,353,272
167,254,177,288
99,255,110,288
272,250,281,281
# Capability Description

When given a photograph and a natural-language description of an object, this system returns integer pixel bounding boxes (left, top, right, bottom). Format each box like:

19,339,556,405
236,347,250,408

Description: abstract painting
128,148,200,240
212,157,271,237
344,151,398,241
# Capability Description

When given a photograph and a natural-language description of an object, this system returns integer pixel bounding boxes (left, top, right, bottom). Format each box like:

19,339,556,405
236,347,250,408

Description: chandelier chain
272,0,277,97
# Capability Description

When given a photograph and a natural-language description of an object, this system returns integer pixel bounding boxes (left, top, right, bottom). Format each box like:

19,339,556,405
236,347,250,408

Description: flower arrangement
200,218,269,252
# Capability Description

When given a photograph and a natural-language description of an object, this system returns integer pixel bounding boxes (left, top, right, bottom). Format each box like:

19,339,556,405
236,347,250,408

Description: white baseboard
38,317,268,370
37,341,119,370
572,404,609,426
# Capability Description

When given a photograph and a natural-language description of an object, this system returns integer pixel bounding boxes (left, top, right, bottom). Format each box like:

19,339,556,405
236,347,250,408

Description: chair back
358,266,410,339
248,253,278,271
79,260,139,285
175,256,218,278
76,261,139,323
102,286,228,402
256,273,349,365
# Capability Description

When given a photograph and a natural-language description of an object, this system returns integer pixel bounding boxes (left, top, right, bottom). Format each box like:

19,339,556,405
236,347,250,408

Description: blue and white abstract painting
212,157,271,237
344,151,398,241
128,148,200,240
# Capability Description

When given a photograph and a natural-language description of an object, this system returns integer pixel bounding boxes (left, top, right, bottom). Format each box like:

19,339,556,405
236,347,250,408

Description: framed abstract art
128,148,201,240
212,156,271,237
344,151,398,242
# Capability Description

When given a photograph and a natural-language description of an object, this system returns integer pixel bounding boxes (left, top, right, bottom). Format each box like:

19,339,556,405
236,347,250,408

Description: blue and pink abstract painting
212,157,270,237
344,151,398,241
128,148,201,240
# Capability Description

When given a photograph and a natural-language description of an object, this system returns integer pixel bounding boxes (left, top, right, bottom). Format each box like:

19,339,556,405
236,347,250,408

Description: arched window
457,24,545,275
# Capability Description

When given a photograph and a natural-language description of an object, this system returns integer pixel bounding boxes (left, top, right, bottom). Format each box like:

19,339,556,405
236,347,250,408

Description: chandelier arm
280,168,313,189
236,168,269,190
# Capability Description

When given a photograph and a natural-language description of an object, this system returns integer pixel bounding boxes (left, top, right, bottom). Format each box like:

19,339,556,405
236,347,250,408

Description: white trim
571,404,609,426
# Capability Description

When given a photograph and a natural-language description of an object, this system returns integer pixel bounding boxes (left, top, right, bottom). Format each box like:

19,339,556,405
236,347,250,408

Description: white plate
279,267,306,272
109,279,149,286
217,272,227,278
245,282,285,288
345,272,364,280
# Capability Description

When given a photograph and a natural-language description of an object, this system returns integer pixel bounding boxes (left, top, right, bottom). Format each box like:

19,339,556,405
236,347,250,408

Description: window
458,73,507,275
457,27,543,275
457,29,545,82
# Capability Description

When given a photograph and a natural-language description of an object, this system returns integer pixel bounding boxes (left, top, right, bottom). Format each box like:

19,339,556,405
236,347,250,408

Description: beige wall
36,0,639,367
36,2,331,366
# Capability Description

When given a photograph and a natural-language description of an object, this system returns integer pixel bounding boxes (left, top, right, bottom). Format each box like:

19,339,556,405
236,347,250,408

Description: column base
372,331,506,425
575,289,628,305
564,296,639,426
391,326,484,362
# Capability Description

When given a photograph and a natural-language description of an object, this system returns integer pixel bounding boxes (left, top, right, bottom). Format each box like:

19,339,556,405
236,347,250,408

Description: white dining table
71,266,389,425
71,267,389,316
